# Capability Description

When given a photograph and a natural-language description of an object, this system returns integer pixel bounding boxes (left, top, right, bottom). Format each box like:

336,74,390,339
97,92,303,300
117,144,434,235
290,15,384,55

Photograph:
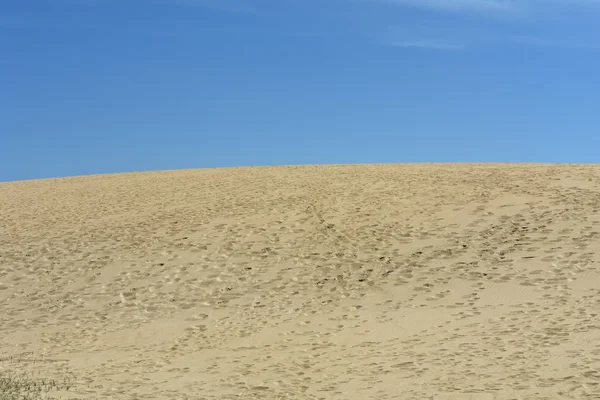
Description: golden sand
1,164,599,399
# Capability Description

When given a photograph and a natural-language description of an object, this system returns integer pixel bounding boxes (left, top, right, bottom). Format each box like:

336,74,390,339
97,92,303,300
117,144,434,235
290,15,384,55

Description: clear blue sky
1,0,599,181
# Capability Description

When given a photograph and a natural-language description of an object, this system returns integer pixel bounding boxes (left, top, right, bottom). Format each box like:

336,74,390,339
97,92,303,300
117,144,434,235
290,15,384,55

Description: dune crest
1,164,599,399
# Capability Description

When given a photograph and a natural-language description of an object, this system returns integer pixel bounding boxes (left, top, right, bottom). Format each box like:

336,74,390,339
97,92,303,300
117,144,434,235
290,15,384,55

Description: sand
1,163,599,399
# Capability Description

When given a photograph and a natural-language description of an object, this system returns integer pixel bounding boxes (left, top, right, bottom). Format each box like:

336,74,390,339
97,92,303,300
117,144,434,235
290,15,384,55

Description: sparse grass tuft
0,371,72,400
0,354,75,400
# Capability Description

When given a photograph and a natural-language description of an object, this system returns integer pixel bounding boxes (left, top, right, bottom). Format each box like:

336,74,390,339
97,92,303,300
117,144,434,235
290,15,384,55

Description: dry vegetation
0,354,74,400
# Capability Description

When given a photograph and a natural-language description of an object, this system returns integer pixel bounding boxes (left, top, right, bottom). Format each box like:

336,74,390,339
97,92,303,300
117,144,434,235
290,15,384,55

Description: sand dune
1,163,600,399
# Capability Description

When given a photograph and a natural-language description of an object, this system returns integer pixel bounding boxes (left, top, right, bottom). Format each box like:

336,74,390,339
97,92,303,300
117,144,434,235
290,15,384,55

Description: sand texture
1,163,600,400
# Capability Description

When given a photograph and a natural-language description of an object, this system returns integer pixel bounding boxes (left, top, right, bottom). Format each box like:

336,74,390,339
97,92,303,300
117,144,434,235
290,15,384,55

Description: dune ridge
1,163,600,399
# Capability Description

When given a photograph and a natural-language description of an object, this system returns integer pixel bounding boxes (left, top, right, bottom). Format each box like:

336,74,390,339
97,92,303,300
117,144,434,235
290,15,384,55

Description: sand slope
1,164,600,399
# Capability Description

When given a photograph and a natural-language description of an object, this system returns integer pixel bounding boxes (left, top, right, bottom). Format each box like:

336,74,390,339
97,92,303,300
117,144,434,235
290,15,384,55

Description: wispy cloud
382,33,598,51
6,0,599,52
368,0,600,51
363,0,522,14
364,0,600,14
371,0,516,11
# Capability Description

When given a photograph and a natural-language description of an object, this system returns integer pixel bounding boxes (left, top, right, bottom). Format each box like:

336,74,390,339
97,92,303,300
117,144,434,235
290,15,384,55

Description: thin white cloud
362,0,521,13
369,0,600,50
384,34,597,51
364,0,600,14
374,0,515,11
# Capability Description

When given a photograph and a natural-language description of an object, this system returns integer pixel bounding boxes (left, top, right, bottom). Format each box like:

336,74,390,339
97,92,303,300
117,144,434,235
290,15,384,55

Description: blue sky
1,0,599,181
